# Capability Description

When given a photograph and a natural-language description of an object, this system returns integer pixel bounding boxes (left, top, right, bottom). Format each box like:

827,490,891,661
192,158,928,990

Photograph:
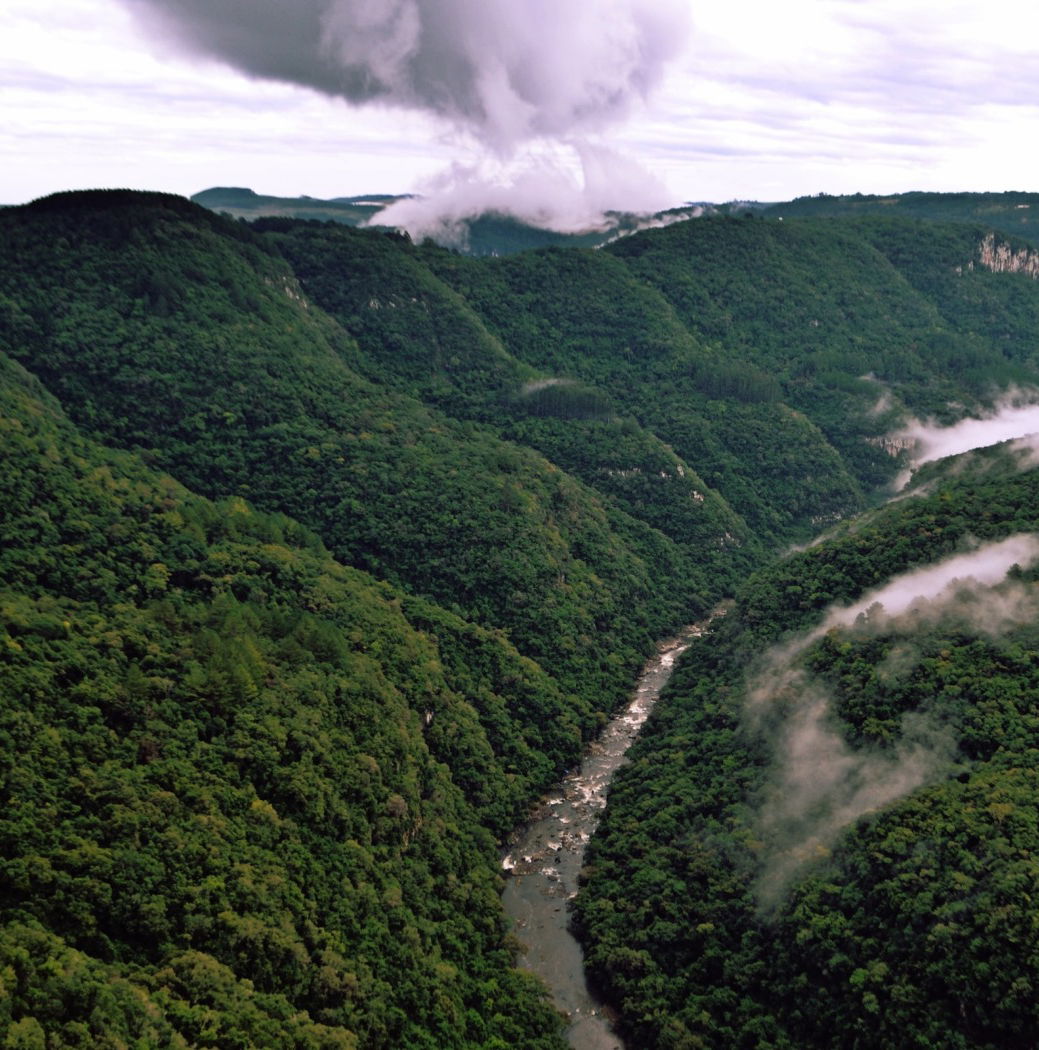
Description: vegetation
0,352,565,1047
574,444,1039,1048
763,190,1039,244
7,188,1039,1046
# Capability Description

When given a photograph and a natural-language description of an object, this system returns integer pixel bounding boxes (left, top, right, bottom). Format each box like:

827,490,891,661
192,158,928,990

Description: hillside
0,352,565,1048
574,440,1039,1048
252,218,756,586
0,191,706,721
6,189,1039,1047
426,213,1039,533
764,190,1039,244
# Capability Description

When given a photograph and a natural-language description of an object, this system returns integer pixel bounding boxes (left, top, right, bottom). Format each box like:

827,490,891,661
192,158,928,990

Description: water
501,622,708,1049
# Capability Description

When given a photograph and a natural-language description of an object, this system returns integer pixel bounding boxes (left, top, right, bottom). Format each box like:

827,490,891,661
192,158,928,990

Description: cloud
897,398,1039,473
747,534,1039,907
371,143,677,242
891,393,1039,490
119,0,690,153
825,534,1039,628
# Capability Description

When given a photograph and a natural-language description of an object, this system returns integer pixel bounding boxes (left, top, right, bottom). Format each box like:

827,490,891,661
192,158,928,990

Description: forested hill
5,189,1039,1047
762,190,1039,243
574,440,1039,1048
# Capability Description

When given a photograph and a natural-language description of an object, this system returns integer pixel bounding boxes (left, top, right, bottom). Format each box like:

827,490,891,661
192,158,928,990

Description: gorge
5,189,1039,1047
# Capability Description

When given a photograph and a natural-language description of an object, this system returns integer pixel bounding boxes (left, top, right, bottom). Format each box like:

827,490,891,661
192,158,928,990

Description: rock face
866,434,916,457
977,232,1039,278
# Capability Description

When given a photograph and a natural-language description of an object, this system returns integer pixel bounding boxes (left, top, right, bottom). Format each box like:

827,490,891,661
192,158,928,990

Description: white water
501,620,710,1049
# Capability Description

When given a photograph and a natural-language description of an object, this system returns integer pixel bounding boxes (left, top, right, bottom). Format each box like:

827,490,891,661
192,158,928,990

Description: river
501,621,709,1049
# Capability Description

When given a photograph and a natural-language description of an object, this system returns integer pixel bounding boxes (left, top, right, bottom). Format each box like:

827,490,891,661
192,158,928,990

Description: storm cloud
120,0,690,152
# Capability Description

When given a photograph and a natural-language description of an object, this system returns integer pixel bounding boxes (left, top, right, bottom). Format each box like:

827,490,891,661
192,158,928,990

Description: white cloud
4,0,1039,207
897,397,1039,476
374,143,675,242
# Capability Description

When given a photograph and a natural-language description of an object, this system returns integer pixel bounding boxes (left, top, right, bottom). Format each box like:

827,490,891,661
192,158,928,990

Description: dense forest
574,443,1039,1048
4,189,1039,1047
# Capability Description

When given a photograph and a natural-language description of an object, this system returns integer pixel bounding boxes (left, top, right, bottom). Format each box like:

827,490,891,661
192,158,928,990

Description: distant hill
191,186,709,255
762,190,1039,242
190,185,409,226
194,187,1039,257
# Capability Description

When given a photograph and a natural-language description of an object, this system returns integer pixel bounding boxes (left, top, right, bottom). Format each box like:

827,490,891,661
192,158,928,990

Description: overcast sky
4,0,1039,210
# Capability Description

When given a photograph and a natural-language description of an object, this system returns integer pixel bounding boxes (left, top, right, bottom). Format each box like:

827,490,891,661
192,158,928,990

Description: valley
4,189,1039,1047
502,622,709,1049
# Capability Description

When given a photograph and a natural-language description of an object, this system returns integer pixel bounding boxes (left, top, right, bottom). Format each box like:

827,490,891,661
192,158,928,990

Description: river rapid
501,622,708,1049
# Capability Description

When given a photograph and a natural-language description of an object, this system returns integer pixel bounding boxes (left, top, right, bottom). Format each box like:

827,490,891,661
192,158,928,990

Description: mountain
0,352,565,1048
6,188,1039,1047
574,439,1039,1047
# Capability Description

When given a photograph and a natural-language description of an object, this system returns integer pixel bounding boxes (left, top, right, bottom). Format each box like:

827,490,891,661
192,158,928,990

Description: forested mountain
574,441,1039,1048
0,353,564,1049
4,189,1039,1047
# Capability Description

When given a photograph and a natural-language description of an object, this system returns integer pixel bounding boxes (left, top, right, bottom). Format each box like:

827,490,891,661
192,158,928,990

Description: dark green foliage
0,193,701,741
608,215,1039,487
10,188,1039,1048
0,352,566,1048
574,446,1039,1048
423,235,870,542
255,217,752,605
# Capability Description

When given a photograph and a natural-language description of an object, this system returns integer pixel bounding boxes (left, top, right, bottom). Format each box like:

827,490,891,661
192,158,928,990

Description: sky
4,0,1039,212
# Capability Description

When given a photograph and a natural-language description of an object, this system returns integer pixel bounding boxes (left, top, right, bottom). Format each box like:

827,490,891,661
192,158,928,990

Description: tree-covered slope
573,442,1039,1049
0,352,567,1049
253,218,759,591
424,237,868,544
851,217,1039,382
606,215,1039,452
0,191,707,735
10,189,1039,1049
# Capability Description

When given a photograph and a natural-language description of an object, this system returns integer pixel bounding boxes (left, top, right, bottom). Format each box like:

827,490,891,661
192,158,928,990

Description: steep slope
574,441,1039,1048
0,352,566,1049
851,217,1039,382
609,215,1039,470
254,218,759,592
0,190,703,733
425,239,866,543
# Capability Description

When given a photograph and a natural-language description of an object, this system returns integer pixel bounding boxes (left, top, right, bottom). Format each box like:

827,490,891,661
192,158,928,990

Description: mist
748,534,1039,907
825,533,1039,629
755,690,954,908
372,145,680,243
896,393,1039,478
